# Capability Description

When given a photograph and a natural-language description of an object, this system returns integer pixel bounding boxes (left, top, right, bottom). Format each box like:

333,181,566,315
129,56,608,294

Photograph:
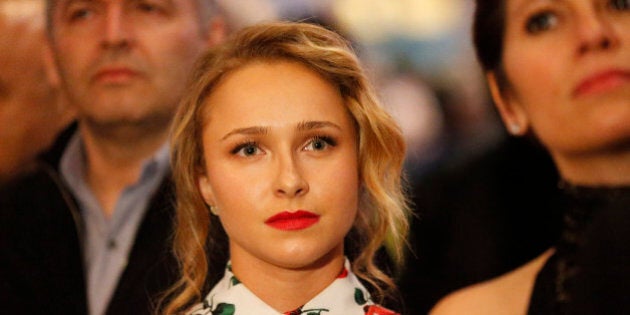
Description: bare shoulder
429,249,554,315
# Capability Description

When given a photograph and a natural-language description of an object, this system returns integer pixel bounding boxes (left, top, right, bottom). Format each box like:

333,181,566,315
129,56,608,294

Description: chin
267,243,343,271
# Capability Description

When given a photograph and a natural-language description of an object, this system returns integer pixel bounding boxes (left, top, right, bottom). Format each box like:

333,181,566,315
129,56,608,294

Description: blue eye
610,0,630,10
304,136,336,151
526,11,558,33
231,142,260,157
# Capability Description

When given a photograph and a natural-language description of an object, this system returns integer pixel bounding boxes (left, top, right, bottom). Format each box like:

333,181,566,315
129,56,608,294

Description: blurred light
332,0,464,43
0,0,44,24
216,0,278,29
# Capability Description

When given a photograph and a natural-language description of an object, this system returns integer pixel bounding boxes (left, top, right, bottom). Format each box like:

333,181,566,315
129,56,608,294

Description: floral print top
188,258,399,315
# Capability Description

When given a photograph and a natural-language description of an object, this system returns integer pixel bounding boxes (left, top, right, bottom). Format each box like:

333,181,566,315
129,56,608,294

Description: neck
552,148,630,186
79,122,168,217
230,247,345,313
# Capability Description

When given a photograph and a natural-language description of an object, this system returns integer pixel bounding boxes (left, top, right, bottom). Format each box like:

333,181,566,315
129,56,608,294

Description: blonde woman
163,22,410,314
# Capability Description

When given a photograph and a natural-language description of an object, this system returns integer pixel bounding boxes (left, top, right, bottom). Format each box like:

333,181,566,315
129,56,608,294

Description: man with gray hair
0,0,225,314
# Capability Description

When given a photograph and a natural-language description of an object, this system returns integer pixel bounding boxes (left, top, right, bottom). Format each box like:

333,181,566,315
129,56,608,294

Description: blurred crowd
1,0,502,188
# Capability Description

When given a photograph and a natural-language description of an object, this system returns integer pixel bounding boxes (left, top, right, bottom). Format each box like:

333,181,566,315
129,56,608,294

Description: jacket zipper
39,161,85,252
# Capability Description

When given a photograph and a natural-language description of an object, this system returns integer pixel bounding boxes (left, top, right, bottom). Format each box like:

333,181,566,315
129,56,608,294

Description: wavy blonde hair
163,21,410,314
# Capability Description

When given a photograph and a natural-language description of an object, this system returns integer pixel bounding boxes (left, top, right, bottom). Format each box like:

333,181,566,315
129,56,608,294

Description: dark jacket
399,135,563,314
0,125,179,315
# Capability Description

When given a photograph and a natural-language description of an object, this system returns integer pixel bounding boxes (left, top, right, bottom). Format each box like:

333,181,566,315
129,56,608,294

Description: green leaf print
212,303,235,315
354,288,367,305
230,276,241,286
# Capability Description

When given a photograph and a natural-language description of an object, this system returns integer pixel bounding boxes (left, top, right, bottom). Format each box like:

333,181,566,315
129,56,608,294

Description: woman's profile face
496,0,630,172
197,60,359,271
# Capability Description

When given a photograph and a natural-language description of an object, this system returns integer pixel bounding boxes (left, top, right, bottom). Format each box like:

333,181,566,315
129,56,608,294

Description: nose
274,153,309,198
101,5,132,49
575,9,619,55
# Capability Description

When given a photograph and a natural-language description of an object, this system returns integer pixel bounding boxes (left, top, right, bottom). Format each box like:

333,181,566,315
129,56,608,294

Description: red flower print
364,305,399,315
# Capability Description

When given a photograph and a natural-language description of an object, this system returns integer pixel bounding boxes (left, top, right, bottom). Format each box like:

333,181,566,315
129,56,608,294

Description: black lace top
528,183,630,314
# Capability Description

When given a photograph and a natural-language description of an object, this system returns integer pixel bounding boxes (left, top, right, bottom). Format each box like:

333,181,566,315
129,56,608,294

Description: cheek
55,34,89,60
336,181,359,225
505,49,557,98
55,47,91,86
156,27,207,65
503,32,569,96
205,160,269,215
504,46,568,132
152,32,207,90
315,153,360,214
331,162,359,196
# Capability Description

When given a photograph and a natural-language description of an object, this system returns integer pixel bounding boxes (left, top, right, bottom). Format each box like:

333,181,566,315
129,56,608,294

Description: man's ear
197,174,217,206
487,72,529,136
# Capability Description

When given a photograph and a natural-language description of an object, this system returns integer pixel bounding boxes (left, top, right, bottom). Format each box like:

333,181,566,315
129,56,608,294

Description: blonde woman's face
197,61,359,273
496,0,630,180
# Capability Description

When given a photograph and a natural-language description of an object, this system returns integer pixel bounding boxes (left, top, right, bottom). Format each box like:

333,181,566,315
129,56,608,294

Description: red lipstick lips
574,69,630,97
265,210,320,231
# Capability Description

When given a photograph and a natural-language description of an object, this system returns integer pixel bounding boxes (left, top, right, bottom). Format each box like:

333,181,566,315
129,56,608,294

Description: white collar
189,258,385,315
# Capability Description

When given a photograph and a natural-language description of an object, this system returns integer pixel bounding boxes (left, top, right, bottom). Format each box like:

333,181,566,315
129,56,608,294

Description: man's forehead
52,0,182,10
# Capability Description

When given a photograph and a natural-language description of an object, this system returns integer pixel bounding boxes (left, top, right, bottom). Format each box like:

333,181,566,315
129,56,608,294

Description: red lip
265,210,320,231
574,69,630,97
93,67,139,84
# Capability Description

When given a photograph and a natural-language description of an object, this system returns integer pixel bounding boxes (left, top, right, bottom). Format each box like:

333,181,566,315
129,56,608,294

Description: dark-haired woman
432,0,630,314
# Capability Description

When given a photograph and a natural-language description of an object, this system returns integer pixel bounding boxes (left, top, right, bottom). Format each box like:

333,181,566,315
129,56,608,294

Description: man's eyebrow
56,0,94,13
61,0,94,7
221,126,269,141
128,0,175,7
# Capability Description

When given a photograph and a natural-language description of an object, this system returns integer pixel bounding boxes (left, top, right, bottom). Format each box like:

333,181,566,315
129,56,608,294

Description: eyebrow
296,120,342,132
220,121,341,141
511,0,556,16
59,0,93,10
221,126,269,141
129,0,175,7
59,0,174,10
